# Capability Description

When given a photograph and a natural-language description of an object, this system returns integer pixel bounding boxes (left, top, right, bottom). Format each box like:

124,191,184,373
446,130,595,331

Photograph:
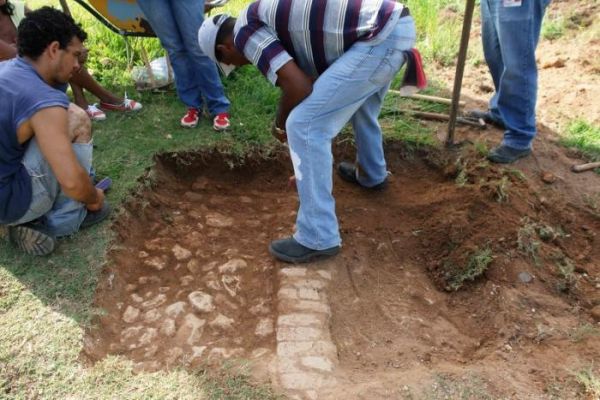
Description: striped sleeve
235,2,293,85
235,25,293,85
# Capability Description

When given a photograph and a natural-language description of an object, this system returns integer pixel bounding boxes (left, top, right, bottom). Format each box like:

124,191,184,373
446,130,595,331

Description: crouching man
198,0,419,263
0,7,110,256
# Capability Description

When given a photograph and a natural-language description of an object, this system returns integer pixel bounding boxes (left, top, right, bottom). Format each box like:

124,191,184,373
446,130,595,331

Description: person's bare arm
274,60,314,133
0,39,17,61
29,107,103,209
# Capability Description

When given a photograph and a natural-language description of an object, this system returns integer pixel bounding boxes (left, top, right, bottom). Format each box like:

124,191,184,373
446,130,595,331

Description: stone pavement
275,266,338,400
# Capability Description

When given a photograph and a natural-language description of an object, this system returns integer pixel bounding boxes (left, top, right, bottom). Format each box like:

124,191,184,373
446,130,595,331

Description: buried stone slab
84,152,319,381
188,291,215,313
275,266,339,397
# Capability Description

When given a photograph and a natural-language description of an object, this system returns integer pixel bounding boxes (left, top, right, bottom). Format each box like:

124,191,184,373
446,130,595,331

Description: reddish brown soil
84,138,599,398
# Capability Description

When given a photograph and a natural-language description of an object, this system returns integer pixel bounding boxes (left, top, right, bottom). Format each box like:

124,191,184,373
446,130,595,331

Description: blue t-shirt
0,57,70,223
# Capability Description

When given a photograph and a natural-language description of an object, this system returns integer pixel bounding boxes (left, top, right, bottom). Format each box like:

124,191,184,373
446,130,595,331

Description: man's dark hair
0,0,14,16
215,15,236,46
17,6,87,60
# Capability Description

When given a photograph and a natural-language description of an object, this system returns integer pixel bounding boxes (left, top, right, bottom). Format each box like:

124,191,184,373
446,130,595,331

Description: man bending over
199,0,419,263
0,7,110,256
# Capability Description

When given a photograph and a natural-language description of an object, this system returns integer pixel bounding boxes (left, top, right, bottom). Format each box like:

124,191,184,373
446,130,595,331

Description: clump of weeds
569,324,600,343
572,365,600,399
517,217,541,265
446,246,493,291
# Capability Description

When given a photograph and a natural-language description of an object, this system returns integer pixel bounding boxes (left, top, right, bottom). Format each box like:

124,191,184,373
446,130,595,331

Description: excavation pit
83,142,600,398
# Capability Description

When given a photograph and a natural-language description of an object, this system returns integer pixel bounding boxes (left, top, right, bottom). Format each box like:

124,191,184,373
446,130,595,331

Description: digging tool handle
571,161,600,173
412,111,484,128
388,91,466,107
447,0,476,146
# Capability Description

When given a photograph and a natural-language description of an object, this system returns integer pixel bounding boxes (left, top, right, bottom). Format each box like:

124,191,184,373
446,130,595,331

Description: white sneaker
86,104,107,121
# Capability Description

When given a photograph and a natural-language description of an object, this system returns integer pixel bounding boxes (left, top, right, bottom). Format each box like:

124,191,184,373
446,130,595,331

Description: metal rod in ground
59,0,72,16
446,0,477,146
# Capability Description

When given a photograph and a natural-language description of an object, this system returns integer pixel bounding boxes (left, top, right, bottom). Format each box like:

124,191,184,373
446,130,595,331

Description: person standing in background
469,0,551,164
136,0,231,130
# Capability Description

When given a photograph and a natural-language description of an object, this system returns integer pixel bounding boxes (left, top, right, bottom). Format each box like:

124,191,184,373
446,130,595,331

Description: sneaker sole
268,244,340,263
181,122,198,128
213,124,230,131
8,226,56,256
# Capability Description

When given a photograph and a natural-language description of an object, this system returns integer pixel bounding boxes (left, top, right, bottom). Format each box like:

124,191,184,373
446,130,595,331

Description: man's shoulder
0,59,68,106
0,59,69,131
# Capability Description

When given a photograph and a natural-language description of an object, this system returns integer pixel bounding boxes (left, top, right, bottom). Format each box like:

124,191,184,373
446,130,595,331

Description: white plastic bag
131,56,173,90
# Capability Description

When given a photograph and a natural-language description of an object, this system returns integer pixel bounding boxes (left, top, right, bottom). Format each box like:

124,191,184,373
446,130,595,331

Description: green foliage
561,120,600,164
404,0,465,66
573,365,600,398
474,141,489,157
542,15,567,40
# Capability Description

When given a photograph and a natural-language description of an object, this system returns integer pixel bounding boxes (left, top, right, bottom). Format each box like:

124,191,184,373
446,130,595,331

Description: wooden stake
447,0,476,146
571,161,600,173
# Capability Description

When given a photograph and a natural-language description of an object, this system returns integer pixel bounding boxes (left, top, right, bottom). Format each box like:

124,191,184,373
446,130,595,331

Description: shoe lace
187,108,199,118
87,103,102,114
123,92,133,108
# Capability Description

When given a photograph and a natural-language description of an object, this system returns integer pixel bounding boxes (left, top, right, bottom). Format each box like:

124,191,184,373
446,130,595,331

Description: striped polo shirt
233,0,403,85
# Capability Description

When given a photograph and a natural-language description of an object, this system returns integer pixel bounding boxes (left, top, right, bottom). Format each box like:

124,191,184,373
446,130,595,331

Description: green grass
404,0,465,66
542,14,567,41
560,120,600,164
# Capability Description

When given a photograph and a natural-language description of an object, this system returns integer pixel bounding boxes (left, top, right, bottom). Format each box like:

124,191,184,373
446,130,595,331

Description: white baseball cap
198,14,236,76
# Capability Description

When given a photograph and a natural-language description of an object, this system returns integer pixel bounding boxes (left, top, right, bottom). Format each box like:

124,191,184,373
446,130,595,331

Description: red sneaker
213,112,230,131
181,108,200,128
85,104,106,121
99,94,142,112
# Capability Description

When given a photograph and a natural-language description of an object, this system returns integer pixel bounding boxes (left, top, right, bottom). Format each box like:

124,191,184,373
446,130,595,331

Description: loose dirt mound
326,140,599,399
84,139,599,398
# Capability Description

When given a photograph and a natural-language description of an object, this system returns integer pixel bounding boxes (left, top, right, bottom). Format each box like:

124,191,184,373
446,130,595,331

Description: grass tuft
560,120,600,165
542,14,567,40
572,365,600,398
446,246,493,291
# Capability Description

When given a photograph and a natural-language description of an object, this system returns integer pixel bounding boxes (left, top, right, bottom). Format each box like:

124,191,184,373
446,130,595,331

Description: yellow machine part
86,0,153,35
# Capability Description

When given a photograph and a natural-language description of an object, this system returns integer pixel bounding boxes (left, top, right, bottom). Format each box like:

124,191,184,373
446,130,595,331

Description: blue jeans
137,0,230,114
481,0,551,150
286,16,416,250
9,139,92,237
